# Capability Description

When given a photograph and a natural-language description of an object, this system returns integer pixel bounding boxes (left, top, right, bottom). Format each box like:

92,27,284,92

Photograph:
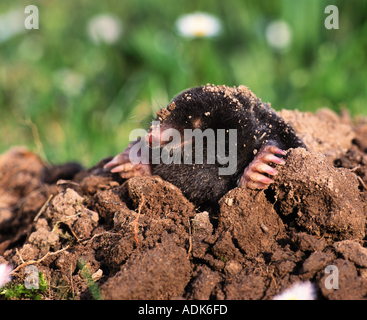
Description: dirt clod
273,148,365,241
101,241,191,300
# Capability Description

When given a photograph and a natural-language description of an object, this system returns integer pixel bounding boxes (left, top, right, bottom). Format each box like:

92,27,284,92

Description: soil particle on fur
1,107,367,300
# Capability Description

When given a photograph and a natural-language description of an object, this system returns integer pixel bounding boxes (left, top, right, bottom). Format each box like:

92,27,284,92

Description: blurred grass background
0,0,366,167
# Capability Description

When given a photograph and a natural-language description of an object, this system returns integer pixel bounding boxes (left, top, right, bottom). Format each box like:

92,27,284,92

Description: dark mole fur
151,85,306,207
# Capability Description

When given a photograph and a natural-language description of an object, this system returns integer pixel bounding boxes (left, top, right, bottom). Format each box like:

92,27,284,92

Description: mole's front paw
104,140,152,178
238,144,286,189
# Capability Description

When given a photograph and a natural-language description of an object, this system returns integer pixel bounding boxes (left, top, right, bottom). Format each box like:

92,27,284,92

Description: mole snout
105,84,305,205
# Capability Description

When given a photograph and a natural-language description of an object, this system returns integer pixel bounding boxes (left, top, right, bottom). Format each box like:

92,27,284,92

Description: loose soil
1,108,367,300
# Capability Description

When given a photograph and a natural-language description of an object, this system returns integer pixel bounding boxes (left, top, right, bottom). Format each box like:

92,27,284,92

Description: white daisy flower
273,281,316,300
53,69,85,97
176,12,221,38
0,263,12,288
87,14,122,45
265,20,292,50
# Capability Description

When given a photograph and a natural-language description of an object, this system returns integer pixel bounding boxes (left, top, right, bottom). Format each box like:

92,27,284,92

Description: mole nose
146,131,160,148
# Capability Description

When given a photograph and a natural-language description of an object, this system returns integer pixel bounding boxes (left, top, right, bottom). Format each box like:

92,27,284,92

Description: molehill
1,108,367,300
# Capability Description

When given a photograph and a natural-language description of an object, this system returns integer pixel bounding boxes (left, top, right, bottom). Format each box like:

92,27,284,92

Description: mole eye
191,118,202,129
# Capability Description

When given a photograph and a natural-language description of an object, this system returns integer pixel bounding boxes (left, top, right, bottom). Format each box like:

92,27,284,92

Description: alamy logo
25,5,39,29
324,5,339,30
129,121,238,175
324,265,339,290
24,265,39,289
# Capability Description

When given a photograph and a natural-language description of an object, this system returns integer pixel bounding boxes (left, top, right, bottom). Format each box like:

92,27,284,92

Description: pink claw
238,144,286,189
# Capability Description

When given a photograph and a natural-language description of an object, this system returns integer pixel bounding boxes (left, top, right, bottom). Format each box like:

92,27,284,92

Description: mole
104,84,306,206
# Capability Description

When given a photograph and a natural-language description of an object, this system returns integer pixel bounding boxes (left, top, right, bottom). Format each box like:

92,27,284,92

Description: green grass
77,260,104,300
0,0,366,167
1,272,49,300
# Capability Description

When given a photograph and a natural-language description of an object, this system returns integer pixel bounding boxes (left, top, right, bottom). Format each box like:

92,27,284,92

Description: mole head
146,87,217,148
165,87,220,128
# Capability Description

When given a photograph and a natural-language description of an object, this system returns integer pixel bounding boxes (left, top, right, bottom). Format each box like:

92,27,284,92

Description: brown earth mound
1,109,367,300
